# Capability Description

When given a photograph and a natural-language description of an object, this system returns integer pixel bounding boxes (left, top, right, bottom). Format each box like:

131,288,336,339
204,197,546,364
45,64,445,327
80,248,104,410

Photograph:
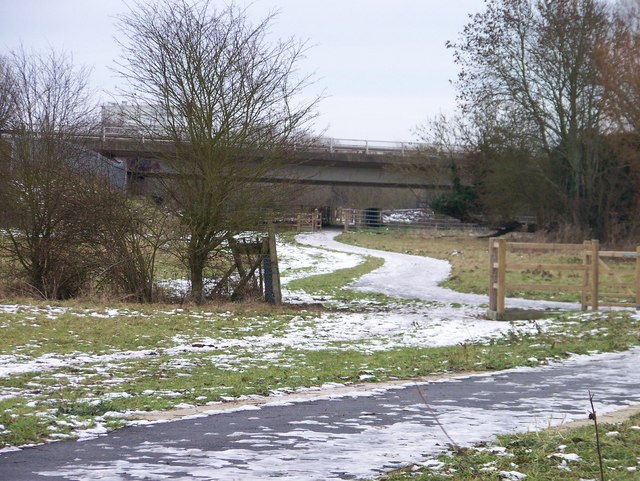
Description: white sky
0,0,486,141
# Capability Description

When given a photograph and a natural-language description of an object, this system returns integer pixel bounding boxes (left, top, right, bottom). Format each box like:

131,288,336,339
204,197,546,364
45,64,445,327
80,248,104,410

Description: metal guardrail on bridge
98,126,460,157
310,137,423,156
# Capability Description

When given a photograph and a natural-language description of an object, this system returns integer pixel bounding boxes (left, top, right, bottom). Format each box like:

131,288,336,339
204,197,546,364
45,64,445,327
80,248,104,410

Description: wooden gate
269,209,322,232
489,238,640,318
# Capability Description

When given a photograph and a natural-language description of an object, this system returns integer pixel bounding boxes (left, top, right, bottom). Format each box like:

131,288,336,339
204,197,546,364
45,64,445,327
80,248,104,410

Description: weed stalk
588,391,605,481
415,383,461,453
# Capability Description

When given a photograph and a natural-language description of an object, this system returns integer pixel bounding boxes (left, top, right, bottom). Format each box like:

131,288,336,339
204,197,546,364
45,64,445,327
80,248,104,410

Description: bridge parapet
308,137,424,156
0,128,467,189
98,126,460,158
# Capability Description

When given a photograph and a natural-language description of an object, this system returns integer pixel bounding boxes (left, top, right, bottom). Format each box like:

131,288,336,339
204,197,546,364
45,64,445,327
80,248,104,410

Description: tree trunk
188,247,207,304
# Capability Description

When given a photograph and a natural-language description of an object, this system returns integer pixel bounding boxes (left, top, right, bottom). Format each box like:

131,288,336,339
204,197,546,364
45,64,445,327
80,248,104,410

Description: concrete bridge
84,128,463,190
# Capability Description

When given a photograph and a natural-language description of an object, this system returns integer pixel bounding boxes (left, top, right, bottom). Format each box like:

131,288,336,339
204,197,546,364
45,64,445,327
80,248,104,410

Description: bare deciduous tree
0,48,106,299
600,1,640,134
97,198,175,303
413,113,484,221
446,0,627,237
114,0,318,303
0,55,15,132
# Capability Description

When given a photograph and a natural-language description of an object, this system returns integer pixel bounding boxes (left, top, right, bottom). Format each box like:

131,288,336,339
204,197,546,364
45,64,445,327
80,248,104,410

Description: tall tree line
424,0,640,242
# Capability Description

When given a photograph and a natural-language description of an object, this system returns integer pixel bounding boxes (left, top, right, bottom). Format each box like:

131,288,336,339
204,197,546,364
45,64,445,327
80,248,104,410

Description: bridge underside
264,164,451,189
86,136,458,190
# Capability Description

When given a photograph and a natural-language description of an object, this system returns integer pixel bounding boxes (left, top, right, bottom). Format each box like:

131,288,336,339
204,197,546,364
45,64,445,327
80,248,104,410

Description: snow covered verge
0,231,638,451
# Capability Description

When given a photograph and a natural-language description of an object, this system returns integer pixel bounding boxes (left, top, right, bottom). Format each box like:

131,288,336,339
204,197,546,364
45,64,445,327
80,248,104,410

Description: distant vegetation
418,0,640,244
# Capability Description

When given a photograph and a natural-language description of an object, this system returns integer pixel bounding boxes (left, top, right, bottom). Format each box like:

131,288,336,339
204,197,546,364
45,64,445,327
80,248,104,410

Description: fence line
341,208,479,232
489,238,640,319
269,209,322,233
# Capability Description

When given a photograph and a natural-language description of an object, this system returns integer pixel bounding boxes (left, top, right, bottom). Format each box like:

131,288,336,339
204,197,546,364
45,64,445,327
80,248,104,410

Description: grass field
1,231,640,472
1,301,639,448
337,229,639,304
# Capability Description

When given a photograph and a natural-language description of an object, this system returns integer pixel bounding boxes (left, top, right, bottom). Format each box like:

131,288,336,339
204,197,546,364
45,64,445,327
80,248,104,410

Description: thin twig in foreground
588,390,605,481
415,382,461,452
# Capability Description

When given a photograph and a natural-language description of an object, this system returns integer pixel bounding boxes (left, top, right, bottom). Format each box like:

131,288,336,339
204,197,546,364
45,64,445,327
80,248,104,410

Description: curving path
296,229,580,311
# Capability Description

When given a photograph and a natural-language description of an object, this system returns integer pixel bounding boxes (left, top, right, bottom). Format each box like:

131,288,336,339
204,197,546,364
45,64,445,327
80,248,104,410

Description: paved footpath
2,348,640,480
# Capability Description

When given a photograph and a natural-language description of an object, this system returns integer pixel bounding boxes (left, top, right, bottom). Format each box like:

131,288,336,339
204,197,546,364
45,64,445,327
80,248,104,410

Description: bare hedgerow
0,47,108,299
96,198,175,303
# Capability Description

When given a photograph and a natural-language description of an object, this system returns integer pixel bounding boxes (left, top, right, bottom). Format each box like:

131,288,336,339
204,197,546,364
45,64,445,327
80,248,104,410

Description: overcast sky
0,0,486,141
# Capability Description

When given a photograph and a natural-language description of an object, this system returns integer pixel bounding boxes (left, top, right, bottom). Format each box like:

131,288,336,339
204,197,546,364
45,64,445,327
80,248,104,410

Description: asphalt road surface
2,347,640,480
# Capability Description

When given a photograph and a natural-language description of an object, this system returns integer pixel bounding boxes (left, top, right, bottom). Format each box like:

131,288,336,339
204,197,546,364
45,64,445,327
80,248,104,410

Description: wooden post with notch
496,238,507,316
591,239,599,311
489,238,498,312
636,246,640,308
489,238,506,317
581,240,590,311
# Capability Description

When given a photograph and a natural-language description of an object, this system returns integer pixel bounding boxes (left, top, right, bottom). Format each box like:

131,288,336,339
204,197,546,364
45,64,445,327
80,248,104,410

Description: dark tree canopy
433,0,640,240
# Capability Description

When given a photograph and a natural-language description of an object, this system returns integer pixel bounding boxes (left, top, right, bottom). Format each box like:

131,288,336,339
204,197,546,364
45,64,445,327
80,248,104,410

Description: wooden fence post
496,238,507,316
489,238,507,316
344,209,350,232
636,246,640,308
591,239,599,311
582,240,590,311
270,228,281,305
489,238,497,312
262,226,282,305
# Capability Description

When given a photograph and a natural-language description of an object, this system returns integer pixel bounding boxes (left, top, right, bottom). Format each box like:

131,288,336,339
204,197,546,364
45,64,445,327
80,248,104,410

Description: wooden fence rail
341,208,478,232
489,238,640,319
